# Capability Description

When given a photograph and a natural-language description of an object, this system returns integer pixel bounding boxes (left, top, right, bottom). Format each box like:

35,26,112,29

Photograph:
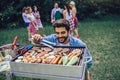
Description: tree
0,0,120,29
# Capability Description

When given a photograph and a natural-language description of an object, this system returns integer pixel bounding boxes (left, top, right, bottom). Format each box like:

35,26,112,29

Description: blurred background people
33,6,45,36
51,2,63,23
70,1,80,38
63,3,75,35
27,6,38,41
22,7,31,40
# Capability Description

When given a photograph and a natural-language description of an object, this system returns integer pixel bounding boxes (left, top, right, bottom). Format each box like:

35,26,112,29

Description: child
26,6,38,40
22,7,31,40
33,6,45,37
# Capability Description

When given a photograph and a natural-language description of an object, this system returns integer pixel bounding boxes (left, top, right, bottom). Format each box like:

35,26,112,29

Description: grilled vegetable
76,53,81,57
67,56,79,66
62,56,69,65
48,55,55,58
48,52,54,55
44,54,50,58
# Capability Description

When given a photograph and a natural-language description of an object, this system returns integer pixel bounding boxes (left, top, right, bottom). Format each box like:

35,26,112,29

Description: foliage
0,0,120,28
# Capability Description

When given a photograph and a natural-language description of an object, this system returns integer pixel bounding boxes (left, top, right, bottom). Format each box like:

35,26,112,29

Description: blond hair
70,1,75,6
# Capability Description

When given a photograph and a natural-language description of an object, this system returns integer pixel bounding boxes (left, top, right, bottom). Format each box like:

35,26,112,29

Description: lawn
0,15,120,80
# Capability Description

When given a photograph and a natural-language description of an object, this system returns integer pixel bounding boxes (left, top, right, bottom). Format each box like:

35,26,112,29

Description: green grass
0,15,120,80
79,15,120,80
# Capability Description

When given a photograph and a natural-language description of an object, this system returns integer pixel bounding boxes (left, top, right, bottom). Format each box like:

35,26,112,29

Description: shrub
0,0,120,29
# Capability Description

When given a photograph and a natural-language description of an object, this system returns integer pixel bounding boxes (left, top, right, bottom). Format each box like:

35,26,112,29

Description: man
51,2,63,23
33,19,92,68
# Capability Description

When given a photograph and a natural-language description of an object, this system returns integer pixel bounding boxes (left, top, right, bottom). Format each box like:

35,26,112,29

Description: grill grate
12,46,85,66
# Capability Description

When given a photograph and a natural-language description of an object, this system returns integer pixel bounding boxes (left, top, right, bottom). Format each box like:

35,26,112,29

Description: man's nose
58,34,62,37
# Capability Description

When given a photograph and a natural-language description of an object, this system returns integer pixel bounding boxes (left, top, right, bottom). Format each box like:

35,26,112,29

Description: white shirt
22,13,30,23
27,13,36,21
66,10,72,20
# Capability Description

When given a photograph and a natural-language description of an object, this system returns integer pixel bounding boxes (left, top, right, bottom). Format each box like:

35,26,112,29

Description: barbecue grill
9,45,92,80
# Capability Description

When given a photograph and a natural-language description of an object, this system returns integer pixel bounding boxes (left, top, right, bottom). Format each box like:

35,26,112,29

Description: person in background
26,6,38,41
33,6,45,37
63,3,75,35
22,7,31,41
51,2,63,23
70,1,80,38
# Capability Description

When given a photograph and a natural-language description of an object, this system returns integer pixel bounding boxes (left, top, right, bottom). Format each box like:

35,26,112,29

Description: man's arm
85,47,93,68
32,34,56,44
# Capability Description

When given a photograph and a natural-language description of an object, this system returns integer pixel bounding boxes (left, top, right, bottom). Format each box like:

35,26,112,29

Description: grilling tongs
40,39,56,49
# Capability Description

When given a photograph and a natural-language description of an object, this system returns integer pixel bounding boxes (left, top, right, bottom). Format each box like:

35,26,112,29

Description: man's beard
57,36,68,43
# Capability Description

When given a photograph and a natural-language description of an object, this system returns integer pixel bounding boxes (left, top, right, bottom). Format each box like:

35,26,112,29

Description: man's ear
68,30,71,34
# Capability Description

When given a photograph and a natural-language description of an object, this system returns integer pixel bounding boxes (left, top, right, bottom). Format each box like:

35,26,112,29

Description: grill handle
84,56,92,64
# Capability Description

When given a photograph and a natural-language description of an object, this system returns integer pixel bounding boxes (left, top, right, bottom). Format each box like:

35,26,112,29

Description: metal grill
10,46,89,80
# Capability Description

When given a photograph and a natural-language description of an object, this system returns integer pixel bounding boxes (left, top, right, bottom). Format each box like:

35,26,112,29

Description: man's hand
32,34,43,43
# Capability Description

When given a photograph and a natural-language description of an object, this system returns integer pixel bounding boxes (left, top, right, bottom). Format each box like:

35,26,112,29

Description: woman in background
63,3,75,35
70,1,80,38
33,6,45,36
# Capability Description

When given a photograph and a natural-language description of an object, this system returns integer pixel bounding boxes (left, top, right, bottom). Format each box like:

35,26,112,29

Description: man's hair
53,19,70,31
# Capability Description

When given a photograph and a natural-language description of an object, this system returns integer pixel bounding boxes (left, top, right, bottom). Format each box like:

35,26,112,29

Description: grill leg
85,70,91,80
6,72,15,80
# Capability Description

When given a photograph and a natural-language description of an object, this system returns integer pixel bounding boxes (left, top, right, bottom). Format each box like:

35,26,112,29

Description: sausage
39,52,46,57
68,53,73,57
68,53,76,60
45,58,52,64
42,58,46,64
58,57,62,64
36,58,42,63
52,56,61,64
61,48,69,53
76,53,81,57
50,56,57,64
